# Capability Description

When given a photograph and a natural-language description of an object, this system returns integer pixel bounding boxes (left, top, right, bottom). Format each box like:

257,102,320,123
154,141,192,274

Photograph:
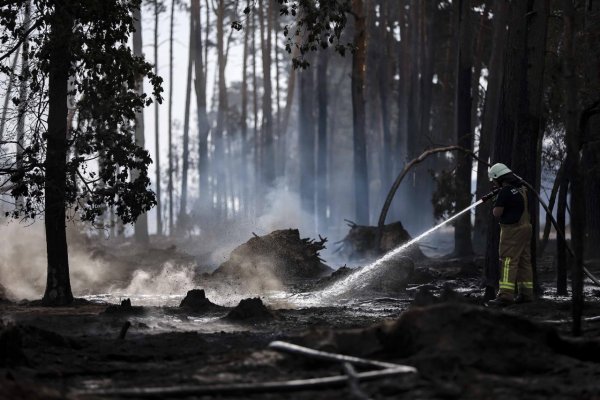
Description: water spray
319,188,501,299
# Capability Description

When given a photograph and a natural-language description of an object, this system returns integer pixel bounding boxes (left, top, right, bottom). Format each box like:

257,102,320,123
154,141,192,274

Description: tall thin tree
351,0,369,225
133,4,149,243
454,0,474,256
167,0,175,234
153,0,163,235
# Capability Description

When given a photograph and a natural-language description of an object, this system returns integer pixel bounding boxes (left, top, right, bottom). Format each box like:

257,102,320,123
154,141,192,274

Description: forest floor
2,237,600,400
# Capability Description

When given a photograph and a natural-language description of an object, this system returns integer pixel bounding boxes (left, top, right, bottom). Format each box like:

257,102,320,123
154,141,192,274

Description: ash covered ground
2,229,600,399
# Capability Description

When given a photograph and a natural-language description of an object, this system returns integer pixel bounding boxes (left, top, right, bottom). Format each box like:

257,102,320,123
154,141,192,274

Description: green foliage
0,0,163,225
238,0,353,69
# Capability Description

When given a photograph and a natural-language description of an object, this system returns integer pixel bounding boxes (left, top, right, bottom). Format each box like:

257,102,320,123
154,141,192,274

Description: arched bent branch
377,145,489,229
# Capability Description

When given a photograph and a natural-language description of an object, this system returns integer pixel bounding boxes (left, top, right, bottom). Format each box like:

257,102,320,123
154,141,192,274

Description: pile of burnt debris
212,229,333,282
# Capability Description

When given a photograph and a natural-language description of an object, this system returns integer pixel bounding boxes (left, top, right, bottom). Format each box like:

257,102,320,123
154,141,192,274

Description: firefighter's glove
480,187,501,203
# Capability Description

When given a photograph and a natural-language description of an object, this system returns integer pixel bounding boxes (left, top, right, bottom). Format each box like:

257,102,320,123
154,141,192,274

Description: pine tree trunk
280,46,299,178
556,174,569,295
351,0,369,225
153,0,162,235
377,0,393,207
215,0,227,219
258,0,274,188
132,5,149,243
193,0,210,213
252,12,260,217
454,0,474,256
316,47,329,234
179,2,195,226
43,7,74,306
299,60,316,225
15,0,31,210
511,0,549,292
483,0,526,296
240,0,250,215
167,0,175,234
581,3,600,260
562,0,584,336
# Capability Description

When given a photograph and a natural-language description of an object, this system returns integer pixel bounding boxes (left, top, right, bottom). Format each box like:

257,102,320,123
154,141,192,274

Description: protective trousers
497,189,534,301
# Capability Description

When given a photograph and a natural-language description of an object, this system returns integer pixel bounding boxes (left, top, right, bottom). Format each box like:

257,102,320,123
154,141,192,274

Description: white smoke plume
0,221,114,300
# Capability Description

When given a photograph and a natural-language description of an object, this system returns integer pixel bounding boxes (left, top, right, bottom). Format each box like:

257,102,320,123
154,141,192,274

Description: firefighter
487,163,534,306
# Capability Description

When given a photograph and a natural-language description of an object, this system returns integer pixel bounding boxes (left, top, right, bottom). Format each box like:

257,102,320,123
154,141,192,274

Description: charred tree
316,46,329,234
556,172,569,295
193,0,210,214
214,0,228,218
179,2,195,226
562,0,584,336
511,0,549,293
258,0,275,188
453,0,474,257
42,7,74,306
474,0,508,253
351,0,369,225
483,0,527,298
298,61,316,224
153,0,163,235
167,0,175,234
240,0,250,214
377,0,393,199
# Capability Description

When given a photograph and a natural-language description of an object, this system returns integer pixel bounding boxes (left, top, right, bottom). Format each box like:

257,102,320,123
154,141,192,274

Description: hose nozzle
480,187,501,202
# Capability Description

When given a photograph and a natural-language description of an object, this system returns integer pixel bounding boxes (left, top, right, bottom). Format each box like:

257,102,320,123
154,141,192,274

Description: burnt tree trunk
562,0,584,336
153,0,162,235
298,60,316,224
378,0,393,198
556,175,569,295
454,0,474,257
193,0,210,213
240,0,250,214
179,1,195,224
511,0,549,294
316,47,329,234
474,0,507,253
167,0,175,234
483,0,526,297
258,0,274,188
351,0,369,225
215,0,227,218
43,7,74,306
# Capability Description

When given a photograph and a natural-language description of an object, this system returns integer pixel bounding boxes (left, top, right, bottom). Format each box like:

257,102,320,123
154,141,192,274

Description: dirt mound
179,289,224,312
212,229,333,283
336,221,426,261
225,298,274,322
299,303,598,376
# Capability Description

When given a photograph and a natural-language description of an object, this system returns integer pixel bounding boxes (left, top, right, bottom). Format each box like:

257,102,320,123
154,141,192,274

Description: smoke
208,183,317,265
0,184,330,304
0,221,115,300
114,262,196,299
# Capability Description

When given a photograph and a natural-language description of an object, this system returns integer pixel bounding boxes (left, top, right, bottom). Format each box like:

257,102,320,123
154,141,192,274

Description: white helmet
488,163,512,181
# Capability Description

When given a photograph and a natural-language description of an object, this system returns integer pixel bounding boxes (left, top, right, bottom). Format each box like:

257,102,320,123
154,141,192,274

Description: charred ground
2,234,600,400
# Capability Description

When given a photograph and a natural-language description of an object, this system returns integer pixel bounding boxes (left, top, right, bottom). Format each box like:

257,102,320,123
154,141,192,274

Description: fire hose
481,176,600,287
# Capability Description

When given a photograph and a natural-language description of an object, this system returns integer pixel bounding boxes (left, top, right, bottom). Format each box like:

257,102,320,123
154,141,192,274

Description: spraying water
317,199,485,299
